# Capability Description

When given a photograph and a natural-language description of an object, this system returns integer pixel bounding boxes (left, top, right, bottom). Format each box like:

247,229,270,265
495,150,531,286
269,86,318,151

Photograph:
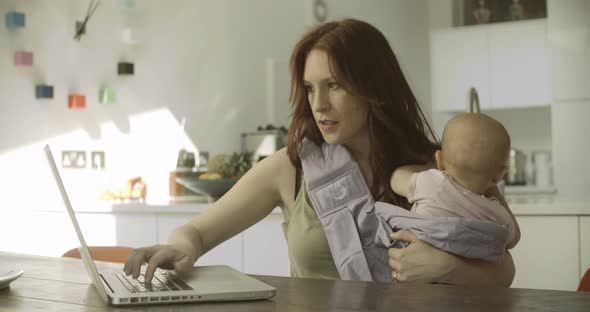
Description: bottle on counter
532,151,552,187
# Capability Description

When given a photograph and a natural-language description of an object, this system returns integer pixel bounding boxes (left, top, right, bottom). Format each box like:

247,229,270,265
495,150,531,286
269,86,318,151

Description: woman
124,18,516,286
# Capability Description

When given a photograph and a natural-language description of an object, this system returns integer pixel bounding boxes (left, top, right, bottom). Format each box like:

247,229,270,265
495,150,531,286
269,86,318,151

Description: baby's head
436,113,510,194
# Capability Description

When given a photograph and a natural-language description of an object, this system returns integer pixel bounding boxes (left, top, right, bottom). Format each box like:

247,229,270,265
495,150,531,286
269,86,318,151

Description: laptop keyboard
115,272,193,293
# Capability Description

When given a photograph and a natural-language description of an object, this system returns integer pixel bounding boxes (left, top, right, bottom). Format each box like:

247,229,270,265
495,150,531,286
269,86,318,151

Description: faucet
467,87,480,113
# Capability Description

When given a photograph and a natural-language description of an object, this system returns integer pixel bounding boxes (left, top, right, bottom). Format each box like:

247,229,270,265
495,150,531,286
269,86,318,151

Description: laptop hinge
100,274,115,295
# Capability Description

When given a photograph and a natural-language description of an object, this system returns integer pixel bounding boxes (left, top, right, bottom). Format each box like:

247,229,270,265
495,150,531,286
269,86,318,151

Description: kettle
505,148,526,185
241,124,287,166
176,148,196,169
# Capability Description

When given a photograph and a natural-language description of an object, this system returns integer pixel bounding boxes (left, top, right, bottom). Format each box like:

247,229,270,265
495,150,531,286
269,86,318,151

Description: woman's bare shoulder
261,147,297,210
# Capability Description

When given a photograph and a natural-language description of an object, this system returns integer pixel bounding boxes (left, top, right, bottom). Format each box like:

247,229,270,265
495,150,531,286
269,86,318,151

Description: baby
391,113,520,249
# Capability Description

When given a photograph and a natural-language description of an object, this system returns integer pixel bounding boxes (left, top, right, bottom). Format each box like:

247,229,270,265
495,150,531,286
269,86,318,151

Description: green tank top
281,180,340,279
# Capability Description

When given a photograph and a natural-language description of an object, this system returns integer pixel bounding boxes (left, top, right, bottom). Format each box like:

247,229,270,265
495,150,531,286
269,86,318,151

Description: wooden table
1,252,589,311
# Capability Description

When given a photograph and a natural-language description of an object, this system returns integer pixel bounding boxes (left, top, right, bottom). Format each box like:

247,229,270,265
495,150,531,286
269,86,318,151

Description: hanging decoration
313,0,328,23
120,27,138,45
5,11,25,28
99,87,116,104
14,51,33,66
68,94,86,109
117,62,134,75
119,0,136,10
36,85,54,99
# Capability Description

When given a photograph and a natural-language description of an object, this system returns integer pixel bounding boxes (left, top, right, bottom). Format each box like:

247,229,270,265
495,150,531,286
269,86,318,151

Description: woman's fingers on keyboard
123,248,142,276
145,247,175,284
125,246,157,279
123,245,182,284
131,249,148,279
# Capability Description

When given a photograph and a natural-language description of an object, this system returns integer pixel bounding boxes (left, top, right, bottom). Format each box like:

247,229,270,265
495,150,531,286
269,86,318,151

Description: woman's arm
388,230,515,287
485,184,521,249
442,249,515,287
183,149,287,255
125,148,292,283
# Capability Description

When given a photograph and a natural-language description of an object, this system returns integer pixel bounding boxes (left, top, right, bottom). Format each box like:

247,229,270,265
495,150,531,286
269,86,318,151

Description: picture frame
456,0,547,26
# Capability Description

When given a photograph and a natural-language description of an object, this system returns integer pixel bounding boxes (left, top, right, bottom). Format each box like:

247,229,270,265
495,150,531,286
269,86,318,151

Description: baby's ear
434,150,444,170
493,165,507,184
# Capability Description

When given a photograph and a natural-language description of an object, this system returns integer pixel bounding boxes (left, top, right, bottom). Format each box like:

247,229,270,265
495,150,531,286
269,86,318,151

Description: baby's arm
485,185,521,249
390,165,432,198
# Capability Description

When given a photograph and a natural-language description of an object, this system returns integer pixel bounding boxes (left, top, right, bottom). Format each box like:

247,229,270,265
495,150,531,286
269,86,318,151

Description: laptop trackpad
178,265,271,293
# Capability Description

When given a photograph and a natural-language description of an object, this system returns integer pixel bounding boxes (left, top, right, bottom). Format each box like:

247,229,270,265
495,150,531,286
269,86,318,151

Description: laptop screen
44,144,110,303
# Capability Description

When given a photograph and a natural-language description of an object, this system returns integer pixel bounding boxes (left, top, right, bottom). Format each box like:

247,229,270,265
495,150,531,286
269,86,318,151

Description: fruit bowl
175,176,238,199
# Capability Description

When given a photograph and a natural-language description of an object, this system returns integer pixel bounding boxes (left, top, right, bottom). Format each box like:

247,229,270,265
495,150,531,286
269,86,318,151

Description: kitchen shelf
504,185,557,195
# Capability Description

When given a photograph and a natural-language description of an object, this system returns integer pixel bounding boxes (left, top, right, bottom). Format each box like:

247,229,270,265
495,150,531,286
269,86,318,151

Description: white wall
0,0,432,255
326,1,432,123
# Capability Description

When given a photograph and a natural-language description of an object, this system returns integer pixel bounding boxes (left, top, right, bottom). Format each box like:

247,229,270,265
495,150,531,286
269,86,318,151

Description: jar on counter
532,151,552,187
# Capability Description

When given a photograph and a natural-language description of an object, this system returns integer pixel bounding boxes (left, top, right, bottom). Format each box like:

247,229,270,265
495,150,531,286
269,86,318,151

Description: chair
578,267,590,292
62,246,134,264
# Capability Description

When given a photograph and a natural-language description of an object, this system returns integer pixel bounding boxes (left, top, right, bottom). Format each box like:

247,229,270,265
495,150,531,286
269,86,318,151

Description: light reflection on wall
0,108,199,256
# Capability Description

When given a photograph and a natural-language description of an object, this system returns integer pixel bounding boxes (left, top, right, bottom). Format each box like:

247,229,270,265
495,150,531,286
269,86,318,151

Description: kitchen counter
36,195,590,216
28,194,590,289
506,194,590,216
111,195,590,216
35,196,284,215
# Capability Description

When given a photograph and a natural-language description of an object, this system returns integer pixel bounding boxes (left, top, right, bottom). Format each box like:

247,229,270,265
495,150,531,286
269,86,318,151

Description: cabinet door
430,27,490,112
581,216,590,279
243,214,290,276
511,216,580,291
30,212,158,257
78,213,158,249
489,20,552,108
157,214,243,271
547,0,590,101
31,212,80,257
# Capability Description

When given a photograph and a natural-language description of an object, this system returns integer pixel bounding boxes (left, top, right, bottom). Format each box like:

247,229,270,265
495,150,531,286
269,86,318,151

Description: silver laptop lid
44,144,110,303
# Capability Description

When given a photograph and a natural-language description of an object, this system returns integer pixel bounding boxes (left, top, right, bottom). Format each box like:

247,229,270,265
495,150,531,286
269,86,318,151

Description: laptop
44,144,276,305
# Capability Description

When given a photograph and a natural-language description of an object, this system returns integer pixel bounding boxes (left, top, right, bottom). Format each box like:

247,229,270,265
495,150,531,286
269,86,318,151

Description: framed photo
458,0,547,26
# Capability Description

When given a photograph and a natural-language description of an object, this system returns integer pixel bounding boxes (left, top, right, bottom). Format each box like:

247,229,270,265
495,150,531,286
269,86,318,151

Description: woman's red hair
287,18,439,207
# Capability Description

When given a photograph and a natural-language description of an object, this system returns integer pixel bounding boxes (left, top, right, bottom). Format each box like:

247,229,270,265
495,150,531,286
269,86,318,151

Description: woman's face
303,49,369,146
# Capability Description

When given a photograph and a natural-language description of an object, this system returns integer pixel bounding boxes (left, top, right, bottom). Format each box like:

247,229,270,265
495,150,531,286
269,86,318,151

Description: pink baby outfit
409,169,516,247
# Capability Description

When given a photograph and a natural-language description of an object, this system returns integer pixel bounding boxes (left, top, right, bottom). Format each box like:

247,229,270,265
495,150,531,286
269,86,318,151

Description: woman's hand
388,229,457,284
123,244,197,284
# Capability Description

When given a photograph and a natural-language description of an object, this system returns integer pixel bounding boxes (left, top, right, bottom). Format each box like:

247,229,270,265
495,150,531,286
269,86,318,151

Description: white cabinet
30,208,290,277
511,216,580,291
431,26,490,112
489,21,552,108
243,214,290,276
547,0,590,101
581,216,590,279
156,214,243,271
431,20,551,112
156,214,191,244
78,213,158,248
32,212,86,257
31,212,157,257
